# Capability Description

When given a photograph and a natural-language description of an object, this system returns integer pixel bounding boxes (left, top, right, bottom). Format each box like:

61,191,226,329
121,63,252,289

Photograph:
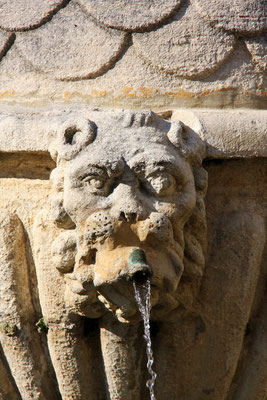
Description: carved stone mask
50,110,207,322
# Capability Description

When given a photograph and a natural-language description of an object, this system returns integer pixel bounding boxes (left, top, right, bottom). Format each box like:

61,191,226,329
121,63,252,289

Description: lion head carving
50,110,207,322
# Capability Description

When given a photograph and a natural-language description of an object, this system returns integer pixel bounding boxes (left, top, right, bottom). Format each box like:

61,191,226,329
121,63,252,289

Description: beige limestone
171,109,267,158
0,0,266,398
192,0,267,34
15,2,128,81
0,108,265,399
245,35,267,73
133,2,235,78
0,30,14,57
78,0,183,31
0,0,265,107
0,210,58,400
0,106,266,158
0,0,67,31
30,109,207,398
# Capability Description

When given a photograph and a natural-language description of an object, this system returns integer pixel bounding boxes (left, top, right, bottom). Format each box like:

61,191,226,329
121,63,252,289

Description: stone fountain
0,0,266,399
33,109,207,399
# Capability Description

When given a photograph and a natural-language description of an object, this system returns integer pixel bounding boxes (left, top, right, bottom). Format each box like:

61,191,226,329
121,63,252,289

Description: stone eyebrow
80,166,108,178
131,159,180,173
77,160,124,177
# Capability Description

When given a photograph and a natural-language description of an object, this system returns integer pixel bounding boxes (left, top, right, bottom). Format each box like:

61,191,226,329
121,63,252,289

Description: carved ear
167,120,206,167
50,117,97,161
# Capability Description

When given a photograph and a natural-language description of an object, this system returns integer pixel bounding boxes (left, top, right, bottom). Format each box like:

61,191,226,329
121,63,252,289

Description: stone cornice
0,105,266,158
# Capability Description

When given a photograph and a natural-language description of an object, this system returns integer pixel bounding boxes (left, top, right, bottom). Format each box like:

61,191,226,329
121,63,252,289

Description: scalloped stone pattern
0,0,265,106
15,2,128,81
0,31,14,57
133,3,235,78
77,0,183,31
0,0,67,31
245,36,267,73
193,0,267,34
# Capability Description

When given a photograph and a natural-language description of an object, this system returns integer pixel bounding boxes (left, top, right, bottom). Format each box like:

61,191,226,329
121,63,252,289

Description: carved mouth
68,226,183,321
130,268,152,285
96,282,160,323
73,242,182,292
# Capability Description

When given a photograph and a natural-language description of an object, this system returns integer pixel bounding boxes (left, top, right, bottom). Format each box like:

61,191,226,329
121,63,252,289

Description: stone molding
0,105,266,158
0,0,265,81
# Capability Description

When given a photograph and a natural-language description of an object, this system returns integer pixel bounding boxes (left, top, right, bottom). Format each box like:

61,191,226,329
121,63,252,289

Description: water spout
134,279,157,400
128,249,152,284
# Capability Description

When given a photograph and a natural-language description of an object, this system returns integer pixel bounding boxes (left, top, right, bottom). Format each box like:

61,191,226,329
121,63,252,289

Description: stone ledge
0,105,266,158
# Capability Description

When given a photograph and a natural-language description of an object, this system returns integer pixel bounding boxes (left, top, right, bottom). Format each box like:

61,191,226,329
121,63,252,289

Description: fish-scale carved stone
133,2,235,79
0,31,14,58
77,0,183,31
193,0,267,34
0,0,67,31
245,35,267,73
15,2,128,80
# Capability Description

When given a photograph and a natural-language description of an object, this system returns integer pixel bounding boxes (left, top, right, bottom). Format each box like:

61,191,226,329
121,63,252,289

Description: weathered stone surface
231,301,267,400
0,106,266,158
193,0,267,34
29,109,207,398
46,109,207,322
0,1,264,107
172,109,267,158
0,31,14,59
133,2,235,78
0,354,20,400
0,108,266,399
33,212,105,400
245,35,267,73
0,210,58,400
99,317,145,400
0,40,263,108
0,31,15,58
151,158,266,399
77,0,182,31
15,2,128,80
0,6,266,400
0,0,67,31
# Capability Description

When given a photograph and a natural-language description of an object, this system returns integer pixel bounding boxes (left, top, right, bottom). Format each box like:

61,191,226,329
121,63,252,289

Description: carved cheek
83,212,116,244
63,184,110,223
154,182,196,225
174,184,196,223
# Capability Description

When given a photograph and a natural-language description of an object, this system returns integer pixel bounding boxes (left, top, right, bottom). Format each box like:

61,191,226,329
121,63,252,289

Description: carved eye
82,176,108,194
145,172,176,197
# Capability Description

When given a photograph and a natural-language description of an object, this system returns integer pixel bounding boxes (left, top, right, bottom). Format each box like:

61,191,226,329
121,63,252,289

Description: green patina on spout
128,249,152,284
129,249,148,267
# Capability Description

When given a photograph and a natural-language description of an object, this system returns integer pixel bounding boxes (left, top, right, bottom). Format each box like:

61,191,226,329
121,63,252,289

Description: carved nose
119,211,137,223
112,183,147,222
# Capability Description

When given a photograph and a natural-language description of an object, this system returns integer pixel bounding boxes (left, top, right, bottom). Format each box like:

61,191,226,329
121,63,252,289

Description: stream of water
133,279,157,400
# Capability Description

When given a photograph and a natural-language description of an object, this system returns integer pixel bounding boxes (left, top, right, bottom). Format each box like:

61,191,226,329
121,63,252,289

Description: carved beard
67,211,185,322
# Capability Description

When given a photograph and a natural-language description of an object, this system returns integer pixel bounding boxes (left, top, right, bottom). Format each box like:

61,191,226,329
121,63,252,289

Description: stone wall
0,1,266,400
0,0,266,108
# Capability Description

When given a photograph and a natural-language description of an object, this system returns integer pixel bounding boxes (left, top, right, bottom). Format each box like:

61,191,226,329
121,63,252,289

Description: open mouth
96,281,160,323
68,231,183,322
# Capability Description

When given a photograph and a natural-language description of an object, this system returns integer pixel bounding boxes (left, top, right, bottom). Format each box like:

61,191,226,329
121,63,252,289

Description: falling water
133,279,157,400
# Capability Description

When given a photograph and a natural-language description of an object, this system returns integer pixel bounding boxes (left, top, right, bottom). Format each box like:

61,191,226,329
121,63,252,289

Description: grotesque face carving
50,110,207,322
